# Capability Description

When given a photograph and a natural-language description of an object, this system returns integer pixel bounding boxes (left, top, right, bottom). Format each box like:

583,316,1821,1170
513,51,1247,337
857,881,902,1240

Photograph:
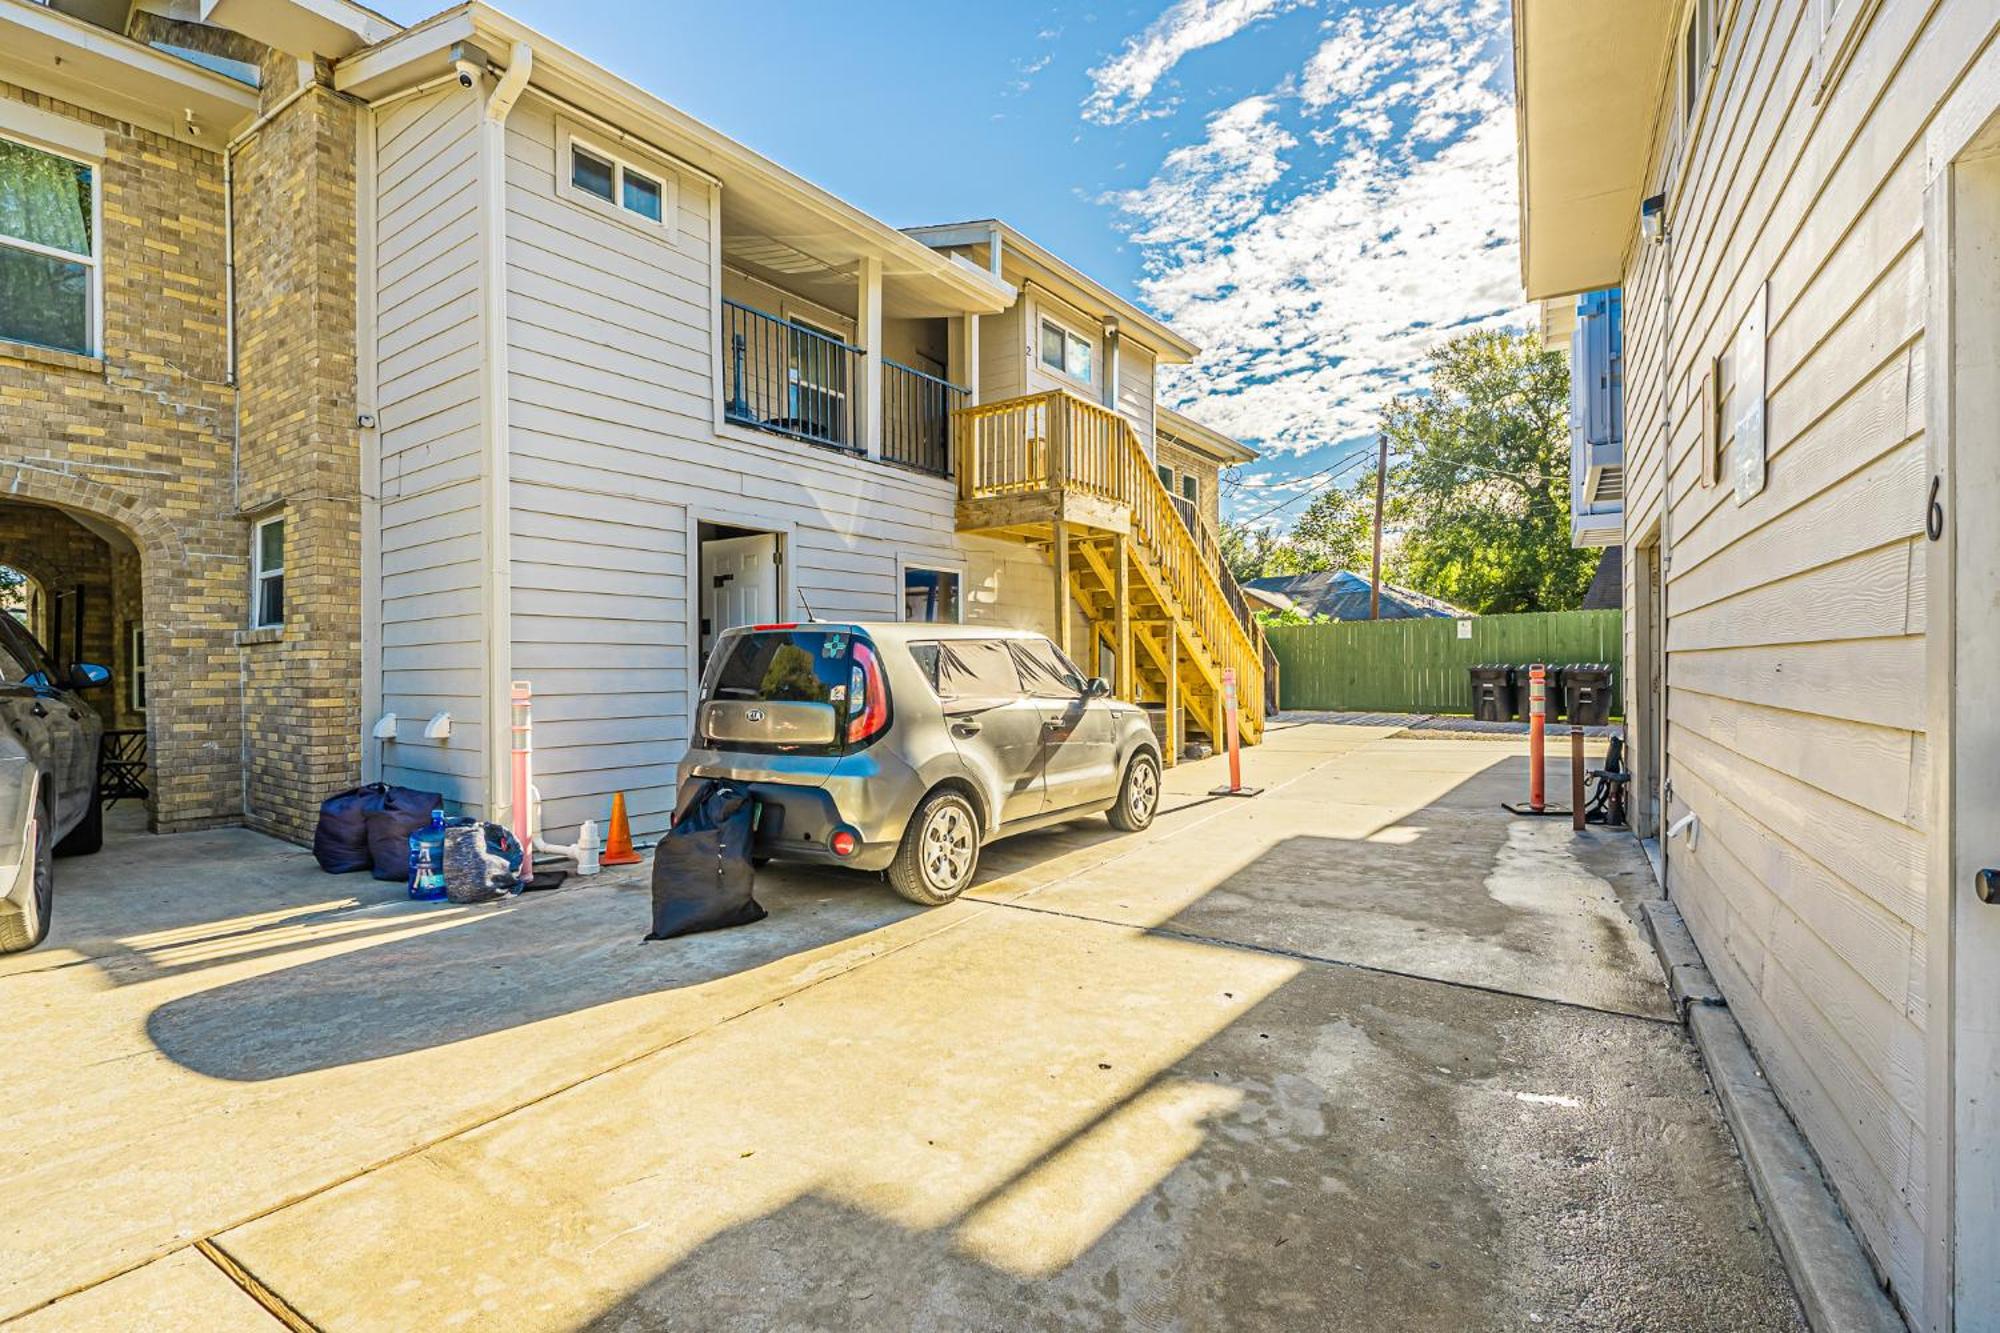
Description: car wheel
1106,751,1161,832
54,777,103,858
751,856,772,869
886,789,979,906
0,795,54,954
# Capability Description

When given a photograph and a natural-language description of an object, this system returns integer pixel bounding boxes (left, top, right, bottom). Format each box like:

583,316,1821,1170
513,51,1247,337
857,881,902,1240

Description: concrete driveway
2,721,1802,1331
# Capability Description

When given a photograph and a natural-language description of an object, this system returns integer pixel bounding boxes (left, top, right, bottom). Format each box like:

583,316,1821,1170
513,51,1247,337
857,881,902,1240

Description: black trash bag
314,784,390,873
366,806,439,882
316,784,443,874
647,781,765,940
443,822,525,903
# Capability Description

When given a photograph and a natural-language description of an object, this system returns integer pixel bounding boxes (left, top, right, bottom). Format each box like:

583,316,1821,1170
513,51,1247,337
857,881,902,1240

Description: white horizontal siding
500,100,1069,841
371,84,489,809
1614,1,2000,1317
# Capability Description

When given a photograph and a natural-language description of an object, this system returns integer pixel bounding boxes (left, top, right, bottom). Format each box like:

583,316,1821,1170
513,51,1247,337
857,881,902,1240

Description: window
1010,637,1086,699
127,621,145,713
1680,0,1718,129
1038,317,1093,385
903,567,962,623
928,639,1024,701
555,120,677,236
251,515,284,629
1181,473,1200,509
1156,463,1174,492
1812,0,1881,100
0,136,97,355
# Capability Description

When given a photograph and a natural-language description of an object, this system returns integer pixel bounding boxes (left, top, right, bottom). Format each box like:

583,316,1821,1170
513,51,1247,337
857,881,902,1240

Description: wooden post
1165,627,1179,768
1571,726,1587,832
1115,533,1132,699
1370,432,1388,620
1052,518,1071,659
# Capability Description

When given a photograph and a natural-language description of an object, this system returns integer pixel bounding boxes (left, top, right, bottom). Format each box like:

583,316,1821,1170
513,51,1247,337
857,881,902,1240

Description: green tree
1380,330,1596,613
1288,480,1373,576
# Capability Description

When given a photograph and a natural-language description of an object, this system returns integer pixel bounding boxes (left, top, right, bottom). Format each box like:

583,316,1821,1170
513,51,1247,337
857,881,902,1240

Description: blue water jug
408,808,448,900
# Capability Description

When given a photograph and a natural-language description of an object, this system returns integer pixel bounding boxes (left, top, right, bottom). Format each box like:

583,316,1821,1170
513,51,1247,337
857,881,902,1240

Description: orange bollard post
1504,664,1573,817
601,792,644,866
1208,667,1262,798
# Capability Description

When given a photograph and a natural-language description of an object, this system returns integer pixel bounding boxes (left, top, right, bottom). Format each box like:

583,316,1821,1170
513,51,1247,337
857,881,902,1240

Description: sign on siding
1731,282,1768,504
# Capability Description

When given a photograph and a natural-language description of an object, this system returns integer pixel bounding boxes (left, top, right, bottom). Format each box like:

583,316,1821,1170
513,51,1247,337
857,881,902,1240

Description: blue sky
377,0,1530,528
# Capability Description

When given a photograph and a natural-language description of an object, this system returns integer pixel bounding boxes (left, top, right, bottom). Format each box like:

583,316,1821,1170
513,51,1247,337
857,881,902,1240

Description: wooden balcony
953,390,1269,757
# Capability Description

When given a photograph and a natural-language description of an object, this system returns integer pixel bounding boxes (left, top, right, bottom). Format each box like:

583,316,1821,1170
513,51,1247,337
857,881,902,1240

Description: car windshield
707,630,853,704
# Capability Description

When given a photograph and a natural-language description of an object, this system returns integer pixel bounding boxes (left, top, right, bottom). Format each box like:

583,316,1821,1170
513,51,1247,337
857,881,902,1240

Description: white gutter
479,41,530,827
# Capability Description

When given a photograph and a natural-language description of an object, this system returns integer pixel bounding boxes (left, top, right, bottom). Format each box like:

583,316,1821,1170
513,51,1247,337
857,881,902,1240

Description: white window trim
127,620,145,714
0,131,103,359
250,514,284,629
553,116,679,240
1037,314,1096,389
898,557,967,624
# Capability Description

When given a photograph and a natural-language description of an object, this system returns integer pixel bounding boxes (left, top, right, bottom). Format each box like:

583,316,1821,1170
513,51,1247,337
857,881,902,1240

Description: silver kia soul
676,623,1163,905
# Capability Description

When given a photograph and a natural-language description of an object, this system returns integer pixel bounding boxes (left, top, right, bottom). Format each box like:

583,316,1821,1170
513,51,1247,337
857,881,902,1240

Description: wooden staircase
953,389,1269,763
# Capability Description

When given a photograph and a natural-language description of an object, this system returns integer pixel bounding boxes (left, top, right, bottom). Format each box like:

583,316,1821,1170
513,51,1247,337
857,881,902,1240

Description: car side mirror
69,662,110,690
1084,676,1112,699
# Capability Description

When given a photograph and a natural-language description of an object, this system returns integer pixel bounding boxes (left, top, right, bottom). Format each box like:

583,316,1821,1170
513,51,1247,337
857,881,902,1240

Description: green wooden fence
1265,611,1622,715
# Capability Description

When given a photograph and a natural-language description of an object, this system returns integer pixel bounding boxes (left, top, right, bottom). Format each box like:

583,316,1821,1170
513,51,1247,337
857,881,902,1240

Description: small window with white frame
555,118,677,237
903,566,963,623
1680,0,1720,132
1811,0,1880,100
250,514,284,629
127,620,145,713
1038,316,1094,385
0,135,99,356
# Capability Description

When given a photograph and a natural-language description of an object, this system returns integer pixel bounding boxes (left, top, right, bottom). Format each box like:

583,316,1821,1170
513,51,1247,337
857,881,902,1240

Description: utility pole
1369,433,1388,619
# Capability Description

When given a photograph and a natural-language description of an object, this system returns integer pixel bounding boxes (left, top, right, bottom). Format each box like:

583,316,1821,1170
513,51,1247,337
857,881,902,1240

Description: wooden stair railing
955,389,1266,741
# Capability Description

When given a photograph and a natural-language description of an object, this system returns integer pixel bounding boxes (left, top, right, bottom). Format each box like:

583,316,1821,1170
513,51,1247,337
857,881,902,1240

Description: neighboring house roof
1158,408,1258,465
1582,545,1622,610
1244,570,1467,621
902,220,1200,363
1240,585,1297,615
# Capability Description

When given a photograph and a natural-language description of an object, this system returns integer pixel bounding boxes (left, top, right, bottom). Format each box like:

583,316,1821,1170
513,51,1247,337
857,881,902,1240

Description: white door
701,534,780,663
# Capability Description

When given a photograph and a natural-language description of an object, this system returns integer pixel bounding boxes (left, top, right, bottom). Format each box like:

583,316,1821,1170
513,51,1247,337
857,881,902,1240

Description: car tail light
829,827,860,858
751,623,799,631
846,640,890,746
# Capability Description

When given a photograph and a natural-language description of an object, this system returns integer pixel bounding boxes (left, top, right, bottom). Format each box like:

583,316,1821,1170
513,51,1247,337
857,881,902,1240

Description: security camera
450,42,489,90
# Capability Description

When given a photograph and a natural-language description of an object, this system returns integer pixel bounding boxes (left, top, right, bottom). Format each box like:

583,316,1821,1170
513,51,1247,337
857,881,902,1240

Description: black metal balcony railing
882,359,968,477
724,298,862,452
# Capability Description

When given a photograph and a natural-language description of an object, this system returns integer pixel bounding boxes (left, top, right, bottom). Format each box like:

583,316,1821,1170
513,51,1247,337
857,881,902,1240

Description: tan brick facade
0,73,363,841
232,78,363,843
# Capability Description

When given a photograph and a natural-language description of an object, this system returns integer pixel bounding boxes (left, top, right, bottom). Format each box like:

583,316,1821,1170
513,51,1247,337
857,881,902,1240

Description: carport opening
0,500,152,839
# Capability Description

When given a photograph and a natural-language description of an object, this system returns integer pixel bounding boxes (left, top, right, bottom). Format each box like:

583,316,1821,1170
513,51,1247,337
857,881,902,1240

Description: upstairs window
556,120,677,237
251,515,284,629
0,136,96,356
1681,0,1719,131
1039,317,1093,385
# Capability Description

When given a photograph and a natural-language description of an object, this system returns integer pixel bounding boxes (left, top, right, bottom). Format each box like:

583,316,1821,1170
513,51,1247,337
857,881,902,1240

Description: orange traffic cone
601,792,643,866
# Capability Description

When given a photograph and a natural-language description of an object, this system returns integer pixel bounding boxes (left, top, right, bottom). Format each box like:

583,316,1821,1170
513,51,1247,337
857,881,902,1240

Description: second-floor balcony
721,298,969,477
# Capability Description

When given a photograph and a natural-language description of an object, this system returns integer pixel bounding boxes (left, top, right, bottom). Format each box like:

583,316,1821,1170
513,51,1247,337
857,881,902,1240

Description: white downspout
480,43,531,827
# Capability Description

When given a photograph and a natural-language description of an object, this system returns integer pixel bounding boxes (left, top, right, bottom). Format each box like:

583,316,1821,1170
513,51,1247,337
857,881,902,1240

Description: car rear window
709,630,853,704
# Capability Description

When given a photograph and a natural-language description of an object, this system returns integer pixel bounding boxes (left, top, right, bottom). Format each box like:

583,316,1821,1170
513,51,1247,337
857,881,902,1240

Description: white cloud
1083,0,1291,124
1107,0,1531,463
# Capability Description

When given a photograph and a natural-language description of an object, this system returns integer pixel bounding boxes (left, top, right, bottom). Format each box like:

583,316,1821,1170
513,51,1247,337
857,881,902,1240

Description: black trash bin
1545,665,1567,721
1469,664,1514,722
1563,663,1615,726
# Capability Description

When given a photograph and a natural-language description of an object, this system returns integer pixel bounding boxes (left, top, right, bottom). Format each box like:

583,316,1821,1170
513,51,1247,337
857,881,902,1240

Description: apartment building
0,0,1263,848
1514,0,2000,1323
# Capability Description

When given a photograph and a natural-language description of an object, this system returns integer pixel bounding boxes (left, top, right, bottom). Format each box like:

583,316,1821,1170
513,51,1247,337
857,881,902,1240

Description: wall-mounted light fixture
1640,192,1668,244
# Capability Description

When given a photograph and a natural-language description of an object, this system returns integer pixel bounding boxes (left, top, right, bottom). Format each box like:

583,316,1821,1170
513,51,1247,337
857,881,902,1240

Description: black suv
0,615,107,953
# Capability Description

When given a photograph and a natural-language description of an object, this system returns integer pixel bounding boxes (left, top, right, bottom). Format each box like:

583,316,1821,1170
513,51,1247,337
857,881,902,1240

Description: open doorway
696,521,784,676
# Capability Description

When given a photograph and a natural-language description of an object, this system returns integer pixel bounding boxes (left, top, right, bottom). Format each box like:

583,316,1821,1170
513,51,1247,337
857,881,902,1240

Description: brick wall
231,77,363,843
0,82,243,832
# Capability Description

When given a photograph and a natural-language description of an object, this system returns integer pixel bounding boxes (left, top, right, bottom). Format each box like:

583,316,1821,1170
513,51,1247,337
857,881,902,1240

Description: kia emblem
745,708,764,722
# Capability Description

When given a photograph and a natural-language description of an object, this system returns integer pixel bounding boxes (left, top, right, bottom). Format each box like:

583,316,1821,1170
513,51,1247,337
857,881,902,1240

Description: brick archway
0,465,242,833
